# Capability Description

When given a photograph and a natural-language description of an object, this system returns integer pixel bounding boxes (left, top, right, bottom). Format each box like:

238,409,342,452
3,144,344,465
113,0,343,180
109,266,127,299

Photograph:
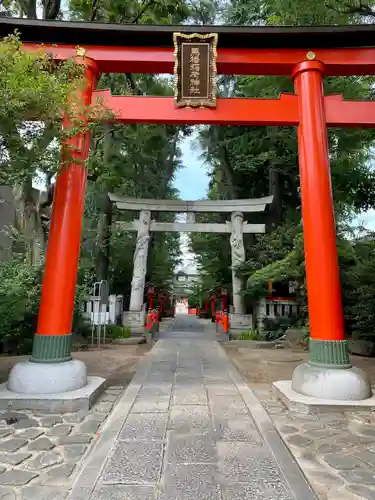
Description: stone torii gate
109,194,273,330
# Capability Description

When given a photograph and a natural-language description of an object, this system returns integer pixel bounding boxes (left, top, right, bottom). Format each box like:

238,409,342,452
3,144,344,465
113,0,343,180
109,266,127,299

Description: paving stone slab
285,435,312,447
40,417,63,428
0,438,27,452
172,387,208,406
316,442,344,455
354,449,375,467
205,384,239,397
209,396,249,416
25,451,63,470
304,428,341,439
223,481,294,500
78,421,100,435
0,469,37,486
340,469,375,485
119,413,168,441
0,486,16,499
58,435,93,445
213,415,263,444
21,486,68,500
0,430,13,439
41,463,75,484
304,469,344,488
131,397,170,413
93,403,113,414
62,444,87,462
346,484,375,500
166,432,217,464
279,425,299,435
102,441,163,484
12,419,39,430
323,453,366,470
90,485,157,499
63,413,87,424
18,429,44,440
217,442,281,483
99,394,118,403
168,405,213,434
0,452,31,465
86,413,107,423
28,437,55,451
160,463,221,500
47,425,72,437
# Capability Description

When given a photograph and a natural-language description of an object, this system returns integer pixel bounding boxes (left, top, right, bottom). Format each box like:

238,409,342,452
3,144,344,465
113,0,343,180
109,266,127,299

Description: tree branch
326,0,375,17
131,0,158,23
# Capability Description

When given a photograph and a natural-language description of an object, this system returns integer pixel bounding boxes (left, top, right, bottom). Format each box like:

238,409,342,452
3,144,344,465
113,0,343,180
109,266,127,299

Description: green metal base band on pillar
30,334,73,363
308,338,352,369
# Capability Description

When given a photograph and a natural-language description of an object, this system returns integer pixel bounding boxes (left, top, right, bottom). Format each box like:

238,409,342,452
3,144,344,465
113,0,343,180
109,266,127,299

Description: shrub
262,316,295,341
0,258,41,354
107,325,131,339
0,257,92,354
236,328,261,341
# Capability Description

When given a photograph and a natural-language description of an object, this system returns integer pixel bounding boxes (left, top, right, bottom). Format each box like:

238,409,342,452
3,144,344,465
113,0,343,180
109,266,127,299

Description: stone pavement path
69,315,316,500
254,387,375,500
0,384,125,500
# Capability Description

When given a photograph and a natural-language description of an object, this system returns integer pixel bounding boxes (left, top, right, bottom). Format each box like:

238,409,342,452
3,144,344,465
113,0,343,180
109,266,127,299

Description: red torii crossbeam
94,91,375,128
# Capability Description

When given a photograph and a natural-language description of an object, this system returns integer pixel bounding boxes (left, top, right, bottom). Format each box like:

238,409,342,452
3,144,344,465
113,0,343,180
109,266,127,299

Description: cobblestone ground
68,316,315,500
254,387,375,500
0,385,125,499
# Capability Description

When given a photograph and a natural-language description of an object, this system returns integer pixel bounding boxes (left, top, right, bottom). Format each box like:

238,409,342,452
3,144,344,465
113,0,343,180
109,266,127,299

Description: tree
0,33,88,265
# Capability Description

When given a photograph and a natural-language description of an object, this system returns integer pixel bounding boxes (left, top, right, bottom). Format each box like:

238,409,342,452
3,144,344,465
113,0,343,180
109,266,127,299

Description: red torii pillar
8,56,99,394
291,59,371,400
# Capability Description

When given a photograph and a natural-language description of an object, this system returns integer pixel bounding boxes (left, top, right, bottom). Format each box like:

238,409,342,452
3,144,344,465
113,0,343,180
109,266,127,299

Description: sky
173,132,210,272
173,132,210,201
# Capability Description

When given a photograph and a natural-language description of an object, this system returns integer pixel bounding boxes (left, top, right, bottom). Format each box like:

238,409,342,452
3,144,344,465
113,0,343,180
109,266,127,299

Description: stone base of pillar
229,313,253,335
291,362,372,401
8,359,88,394
0,375,105,413
273,379,375,414
290,338,372,401
122,311,146,335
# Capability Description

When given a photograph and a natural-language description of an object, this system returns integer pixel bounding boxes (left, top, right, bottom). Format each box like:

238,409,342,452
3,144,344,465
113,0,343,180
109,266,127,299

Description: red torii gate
5,19,374,402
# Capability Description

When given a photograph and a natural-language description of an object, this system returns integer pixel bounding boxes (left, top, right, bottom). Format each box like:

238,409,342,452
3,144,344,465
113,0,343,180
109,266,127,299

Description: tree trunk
96,193,113,281
13,179,45,267
95,126,113,282
268,166,282,227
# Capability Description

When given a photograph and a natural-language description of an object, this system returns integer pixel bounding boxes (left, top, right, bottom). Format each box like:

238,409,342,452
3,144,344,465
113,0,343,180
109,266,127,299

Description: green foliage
0,258,41,354
107,325,132,339
235,329,261,341
0,33,86,185
341,235,375,340
0,255,92,353
262,317,295,341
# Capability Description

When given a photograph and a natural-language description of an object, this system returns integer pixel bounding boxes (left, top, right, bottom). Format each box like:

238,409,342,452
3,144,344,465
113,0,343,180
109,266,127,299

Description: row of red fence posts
215,309,230,335
145,308,160,335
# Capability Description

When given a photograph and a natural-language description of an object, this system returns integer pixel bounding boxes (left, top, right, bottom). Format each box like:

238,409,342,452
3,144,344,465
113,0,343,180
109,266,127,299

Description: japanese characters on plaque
173,33,218,108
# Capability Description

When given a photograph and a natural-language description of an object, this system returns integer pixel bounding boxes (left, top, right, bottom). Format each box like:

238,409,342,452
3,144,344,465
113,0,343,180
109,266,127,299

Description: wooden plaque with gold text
173,33,218,108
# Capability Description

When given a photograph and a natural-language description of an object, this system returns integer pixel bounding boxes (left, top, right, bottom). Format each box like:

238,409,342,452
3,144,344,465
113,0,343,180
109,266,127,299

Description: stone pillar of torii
109,194,273,331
